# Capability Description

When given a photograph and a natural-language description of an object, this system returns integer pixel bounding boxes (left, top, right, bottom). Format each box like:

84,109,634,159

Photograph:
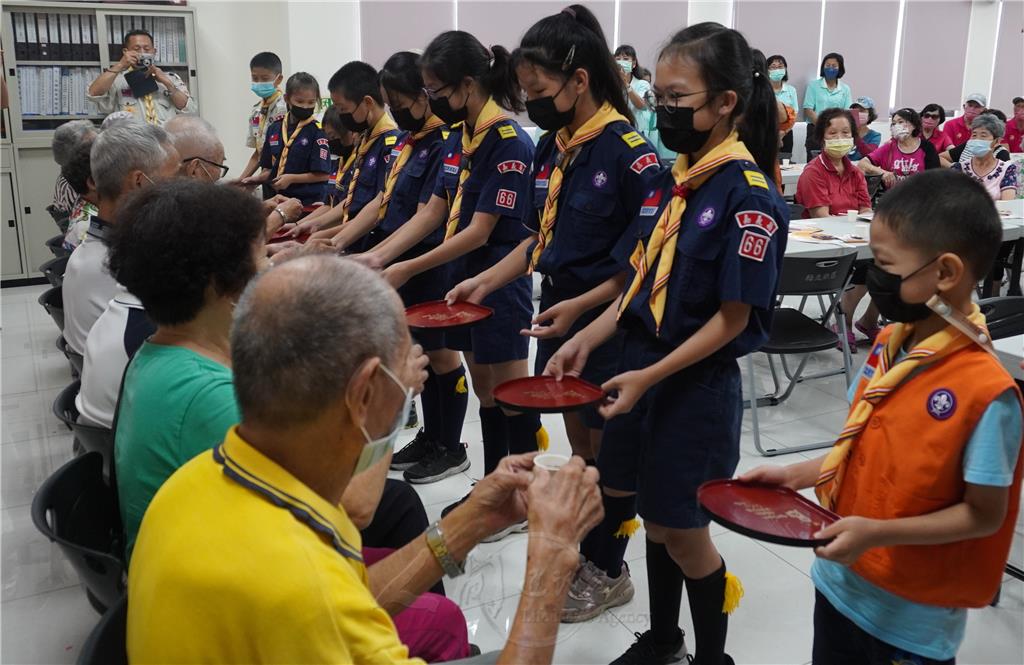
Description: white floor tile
2,506,80,602
2,355,40,396
0,584,97,665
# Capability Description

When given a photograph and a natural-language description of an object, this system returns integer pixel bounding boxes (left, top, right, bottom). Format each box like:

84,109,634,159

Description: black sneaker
403,444,470,484
611,629,688,665
441,491,471,518
390,430,434,471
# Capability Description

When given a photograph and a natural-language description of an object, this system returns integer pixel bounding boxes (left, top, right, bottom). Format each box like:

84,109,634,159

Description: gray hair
231,255,406,428
164,114,223,161
971,113,1005,139
51,120,97,167
100,111,135,130
90,122,173,200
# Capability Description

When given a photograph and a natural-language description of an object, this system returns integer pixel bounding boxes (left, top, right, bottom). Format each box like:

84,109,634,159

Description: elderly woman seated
949,113,1019,201
49,119,96,227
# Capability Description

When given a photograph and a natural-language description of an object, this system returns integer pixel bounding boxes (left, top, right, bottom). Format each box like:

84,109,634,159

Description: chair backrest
53,380,81,429
39,255,70,288
46,231,71,255
777,252,859,297
38,286,66,332
73,421,116,482
46,206,72,234
979,296,1024,340
76,595,127,665
787,202,805,220
30,452,126,612
68,351,85,377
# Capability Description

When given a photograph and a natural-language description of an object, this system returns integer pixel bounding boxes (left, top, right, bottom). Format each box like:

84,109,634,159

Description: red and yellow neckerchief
378,114,446,222
444,98,509,241
341,112,399,224
274,111,317,179
257,90,283,142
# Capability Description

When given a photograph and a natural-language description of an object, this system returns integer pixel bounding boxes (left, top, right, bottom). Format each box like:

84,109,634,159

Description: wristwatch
425,521,465,578
274,207,288,223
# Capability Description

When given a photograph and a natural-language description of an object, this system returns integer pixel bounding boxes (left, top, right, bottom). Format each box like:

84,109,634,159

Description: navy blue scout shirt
378,126,448,239
527,123,663,292
339,129,403,219
617,160,789,357
444,119,534,244
259,119,332,206
427,127,464,247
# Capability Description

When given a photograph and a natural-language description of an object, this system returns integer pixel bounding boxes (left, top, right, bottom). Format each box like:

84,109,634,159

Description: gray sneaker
561,560,634,623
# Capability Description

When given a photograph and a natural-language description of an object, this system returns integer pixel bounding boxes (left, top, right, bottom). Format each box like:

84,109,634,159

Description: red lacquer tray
405,301,494,330
493,376,605,414
698,479,839,547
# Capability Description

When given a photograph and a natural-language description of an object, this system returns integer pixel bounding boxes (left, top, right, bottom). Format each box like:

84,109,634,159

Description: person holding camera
87,29,196,126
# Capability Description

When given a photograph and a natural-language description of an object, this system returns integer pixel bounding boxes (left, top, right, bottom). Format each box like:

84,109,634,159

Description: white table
994,335,1023,381
779,163,805,188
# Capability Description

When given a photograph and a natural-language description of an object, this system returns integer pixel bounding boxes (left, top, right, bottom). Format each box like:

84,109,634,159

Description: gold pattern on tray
522,389,587,400
734,500,813,524
420,311,474,322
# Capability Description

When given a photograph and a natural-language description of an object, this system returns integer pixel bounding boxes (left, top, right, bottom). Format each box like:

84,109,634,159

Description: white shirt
63,219,119,355
76,290,153,429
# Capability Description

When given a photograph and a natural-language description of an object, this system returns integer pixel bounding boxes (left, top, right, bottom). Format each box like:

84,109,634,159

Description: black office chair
73,421,116,483
747,251,858,456
46,205,72,235
46,231,71,257
787,202,805,221
53,380,81,433
67,351,85,378
38,286,65,333
979,298,1024,339
31,452,126,615
39,255,69,288
76,596,127,665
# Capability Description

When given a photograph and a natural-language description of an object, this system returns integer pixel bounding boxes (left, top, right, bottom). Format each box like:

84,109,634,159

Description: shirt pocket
395,153,430,198
563,189,619,250
670,225,725,305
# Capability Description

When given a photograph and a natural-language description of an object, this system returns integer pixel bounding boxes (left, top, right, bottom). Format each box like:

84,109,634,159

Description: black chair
47,205,72,234
38,286,65,333
76,596,127,665
979,296,1024,340
46,232,71,257
73,421,116,483
53,380,81,432
747,250,859,456
39,255,69,288
67,350,85,377
31,452,126,615
787,202,805,221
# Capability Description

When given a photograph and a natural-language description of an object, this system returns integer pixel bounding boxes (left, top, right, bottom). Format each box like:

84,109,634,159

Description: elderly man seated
127,255,603,664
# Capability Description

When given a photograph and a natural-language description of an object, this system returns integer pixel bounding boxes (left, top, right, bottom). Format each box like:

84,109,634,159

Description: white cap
965,93,987,107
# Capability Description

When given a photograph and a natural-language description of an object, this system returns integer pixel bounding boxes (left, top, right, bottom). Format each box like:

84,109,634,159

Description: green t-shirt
115,342,239,560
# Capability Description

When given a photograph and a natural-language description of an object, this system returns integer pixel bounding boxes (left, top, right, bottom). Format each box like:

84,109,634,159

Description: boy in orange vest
744,169,1023,665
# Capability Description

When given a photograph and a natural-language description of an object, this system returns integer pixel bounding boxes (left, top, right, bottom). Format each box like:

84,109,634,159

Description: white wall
688,0,734,26
285,1,361,93
961,0,1001,104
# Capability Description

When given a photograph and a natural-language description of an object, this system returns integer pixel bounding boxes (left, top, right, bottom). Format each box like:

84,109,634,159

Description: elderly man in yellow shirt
127,255,603,664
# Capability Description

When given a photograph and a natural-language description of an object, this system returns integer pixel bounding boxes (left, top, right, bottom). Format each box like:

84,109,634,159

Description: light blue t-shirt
803,78,852,117
813,352,1022,660
774,83,799,117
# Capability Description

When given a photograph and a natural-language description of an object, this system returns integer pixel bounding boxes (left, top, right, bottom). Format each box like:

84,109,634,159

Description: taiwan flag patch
640,189,663,216
443,151,461,175
535,162,551,189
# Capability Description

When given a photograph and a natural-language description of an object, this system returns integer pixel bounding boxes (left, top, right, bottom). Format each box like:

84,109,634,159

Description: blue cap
851,96,875,109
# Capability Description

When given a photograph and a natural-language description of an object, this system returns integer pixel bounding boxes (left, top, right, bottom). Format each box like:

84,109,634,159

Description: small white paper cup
534,453,570,472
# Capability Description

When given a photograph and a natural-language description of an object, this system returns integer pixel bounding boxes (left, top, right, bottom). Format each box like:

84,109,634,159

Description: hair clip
753,70,761,78
562,6,577,19
562,44,576,71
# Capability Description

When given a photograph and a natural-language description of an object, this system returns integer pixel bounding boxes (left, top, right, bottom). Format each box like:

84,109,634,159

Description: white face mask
354,363,412,475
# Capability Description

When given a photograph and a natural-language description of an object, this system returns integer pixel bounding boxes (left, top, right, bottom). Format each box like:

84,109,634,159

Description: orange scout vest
836,326,1023,608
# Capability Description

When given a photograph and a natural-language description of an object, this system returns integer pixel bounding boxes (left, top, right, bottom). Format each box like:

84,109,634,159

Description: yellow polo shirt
127,426,421,664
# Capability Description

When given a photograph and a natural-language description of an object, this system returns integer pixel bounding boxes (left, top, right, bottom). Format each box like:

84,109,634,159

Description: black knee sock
685,560,730,665
647,539,685,645
505,412,541,455
479,406,508,474
420,368,442,443
435,365,468,453
581,494,637,578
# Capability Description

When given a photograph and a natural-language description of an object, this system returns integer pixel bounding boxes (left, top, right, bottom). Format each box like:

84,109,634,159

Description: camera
137,52,155,69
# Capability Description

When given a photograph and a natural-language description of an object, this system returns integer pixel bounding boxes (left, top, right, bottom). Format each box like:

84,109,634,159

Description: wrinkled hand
881,171,897,188
289,216,322,238
522,299,582,340
544,335,591,380
278,197,303,223
383,262,412,289
526,457,603,571
272,174,297,191
445,277,489,305
348,253,385,271
599,369,651,419
814,516,881,566
465,453,539,536
738,465,798,490
403,343,430,396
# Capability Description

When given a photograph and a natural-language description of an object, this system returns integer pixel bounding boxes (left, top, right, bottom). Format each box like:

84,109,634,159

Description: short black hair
767,54,788,81
984,108,1007,122
422,31,524,113
250,51,282,74
61,139,94,196
814,108,856,146
107,180,266,326
285,72,321,101
380,51,425,100
328,61,383,105
892,107,923,137
919,103,946,125
1014,97,1024,106
321,104,347,135
875,169,1002,280
820,52,845,79
122,30,153,50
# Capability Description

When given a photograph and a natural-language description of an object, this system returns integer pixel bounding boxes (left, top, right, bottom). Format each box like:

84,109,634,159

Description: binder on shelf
37,14,52,61
70,14,82,61
26,12,39,59
88,15,100,61
14,13,29,61
58,14,71,60
109,16,122,62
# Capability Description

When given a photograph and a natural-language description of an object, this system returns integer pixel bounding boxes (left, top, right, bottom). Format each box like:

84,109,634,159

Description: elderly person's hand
402,343,429,396
277,197,303,224
464,453,538,536
348,253,385,272
525,457,603,570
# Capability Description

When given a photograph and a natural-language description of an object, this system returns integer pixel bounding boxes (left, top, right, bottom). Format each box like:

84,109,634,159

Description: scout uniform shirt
87,71,196,126
335,119,402,222
617,160,789,356
378,125,449,240
247,91,288,154
527,122,662,293
429,127,465,245
259,117,332,206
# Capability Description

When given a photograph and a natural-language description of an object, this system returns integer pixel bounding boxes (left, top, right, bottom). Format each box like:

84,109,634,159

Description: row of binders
17,66,101,118
105,15,188,64
10,12,188,65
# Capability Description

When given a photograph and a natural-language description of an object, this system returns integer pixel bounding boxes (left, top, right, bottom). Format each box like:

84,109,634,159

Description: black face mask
525,80,578,132
429,88,468,125
339,106,369,133
865,258,938,323
289,105,315,122
392,104,426,133
328,139,352,160
656,99,717,155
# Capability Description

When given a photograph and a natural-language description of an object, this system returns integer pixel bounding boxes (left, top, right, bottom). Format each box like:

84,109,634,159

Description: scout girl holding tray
548,22,789,665
377,31,547,525
445,4,662,622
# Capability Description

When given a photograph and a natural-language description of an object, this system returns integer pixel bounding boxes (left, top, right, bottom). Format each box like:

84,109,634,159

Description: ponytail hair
514,5,634,125
380,51,425,99
660,23,778,177
422,31,524,113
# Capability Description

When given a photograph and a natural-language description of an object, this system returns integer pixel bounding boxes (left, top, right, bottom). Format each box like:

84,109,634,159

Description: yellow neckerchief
378,114,446,222
443,98,509,241
141,93,159,125
815,305,988,510
341,111,399,224
257,90,282,142
618,131,755,333
333,148,358,192
274,111,317,179
530,102,628,270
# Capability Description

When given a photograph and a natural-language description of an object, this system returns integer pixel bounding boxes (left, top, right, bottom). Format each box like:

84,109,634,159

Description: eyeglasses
182,156,229,179
423,83,455,100
653,89,712,114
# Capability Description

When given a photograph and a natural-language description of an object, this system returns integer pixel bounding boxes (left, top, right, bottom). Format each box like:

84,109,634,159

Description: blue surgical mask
823,66,839,80
964,139,993,158
769,68,786,82
355,364,412,475
251,82,277,99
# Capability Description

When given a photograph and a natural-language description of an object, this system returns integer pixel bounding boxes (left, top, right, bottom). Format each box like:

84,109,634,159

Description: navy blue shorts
597,328,742,529
446,244,531,365
534,280,624,429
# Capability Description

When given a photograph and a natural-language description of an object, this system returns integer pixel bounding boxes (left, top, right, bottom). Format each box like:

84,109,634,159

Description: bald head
231,255,407,429
164,115,225,181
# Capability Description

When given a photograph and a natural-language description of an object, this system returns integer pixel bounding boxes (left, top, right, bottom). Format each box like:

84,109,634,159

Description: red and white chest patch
735,210,778,236
630,153,659,174
738,230,769,262
497,160,526,174
496,189,518,209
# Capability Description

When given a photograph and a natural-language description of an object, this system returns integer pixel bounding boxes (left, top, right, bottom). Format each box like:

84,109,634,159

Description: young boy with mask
241,52,288,182
744,169,1023,665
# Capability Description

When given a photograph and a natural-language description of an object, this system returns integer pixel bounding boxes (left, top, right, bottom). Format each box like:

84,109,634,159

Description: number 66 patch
738,230,769,262
496,189,518,209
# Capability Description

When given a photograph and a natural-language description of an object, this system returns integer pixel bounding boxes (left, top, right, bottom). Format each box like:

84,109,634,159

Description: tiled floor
2,282,1022,664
